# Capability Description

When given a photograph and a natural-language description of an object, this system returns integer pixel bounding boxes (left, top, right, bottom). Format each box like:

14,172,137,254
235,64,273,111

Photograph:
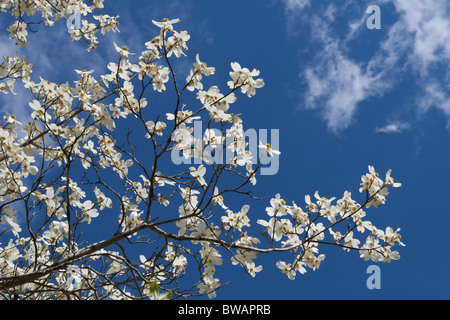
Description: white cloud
324,4,337,22
301,13,391,133
276,0,312,35
416,82,450,130
284,0,310,12
286,0,450,133
391,0,450,70
390,0,450,128
375,120,410,133
0,34,19,58
304,53,376,132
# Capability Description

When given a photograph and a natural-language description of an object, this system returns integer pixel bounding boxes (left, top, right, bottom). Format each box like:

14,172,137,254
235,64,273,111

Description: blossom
231,249,258,266
113,42,134,58
376,227,405,247
197,86,236,122
151,66,170,92
166,109,201,124
107,59,134,81
29,100,51,121
257,217,283,241
193,54,215,76
304,194,318,212
205,103,232,122
145,120,166,137
189,164,207,186
236,149,253,167
164,244,188,275
266,193,288,217
37,187,57,216
318,198,339,223
201,244,223,271
94,14,120,36
110,153,133,179
288,201,309,226
343,231,360,251
119,210,143,233
42,221,69,242
203,128,225,149
79,200,99,224
258,141,280,157
7,21,28,46
186,54,216,91
0,239,20,268
212,187,228,210
152,18,180,31
0,128,9,140
359,236,383,262
3,216,22,238
354,215,374,233
107,260,125,275
198,86,229,104
246,163,257,185
66,266,83,291
190,221,220,244
306,253,325,271
198,275,220,299
307,222,325,241
360,165,385,196
227,62,265,97
152,18,181,43
385,169,402,188
380,246,401,263
94,187,113,210
166,30,190,57
221,205,250,231
153,172,176,187
245,261,263,277
276,261,296,280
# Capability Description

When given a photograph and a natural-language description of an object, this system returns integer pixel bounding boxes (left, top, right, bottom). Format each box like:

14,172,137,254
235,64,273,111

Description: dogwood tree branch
0,2,403,300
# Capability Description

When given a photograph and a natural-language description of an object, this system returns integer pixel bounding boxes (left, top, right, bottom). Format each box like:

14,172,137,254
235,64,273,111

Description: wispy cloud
276,0,312,35
417,82,450,130
393,0,450,68
300,8,392,133
375,120,410,133
281,0,450,133
303,49,379,132
284,0,310,12
391,0,450,126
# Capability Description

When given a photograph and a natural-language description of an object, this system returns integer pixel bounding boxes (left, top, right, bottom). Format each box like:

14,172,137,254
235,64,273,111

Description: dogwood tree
0,0,404,300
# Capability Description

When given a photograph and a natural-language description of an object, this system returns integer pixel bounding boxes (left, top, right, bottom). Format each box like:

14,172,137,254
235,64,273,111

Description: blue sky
1,0,450,300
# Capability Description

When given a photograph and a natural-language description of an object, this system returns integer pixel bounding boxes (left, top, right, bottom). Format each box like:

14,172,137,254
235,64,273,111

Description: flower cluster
0,54,32,94
253,166,403,280
227,62,265,97
2,0,119,50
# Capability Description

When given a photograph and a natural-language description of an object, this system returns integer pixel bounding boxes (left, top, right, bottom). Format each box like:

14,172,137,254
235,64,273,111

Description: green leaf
149,280,172,300
150,280,159,299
